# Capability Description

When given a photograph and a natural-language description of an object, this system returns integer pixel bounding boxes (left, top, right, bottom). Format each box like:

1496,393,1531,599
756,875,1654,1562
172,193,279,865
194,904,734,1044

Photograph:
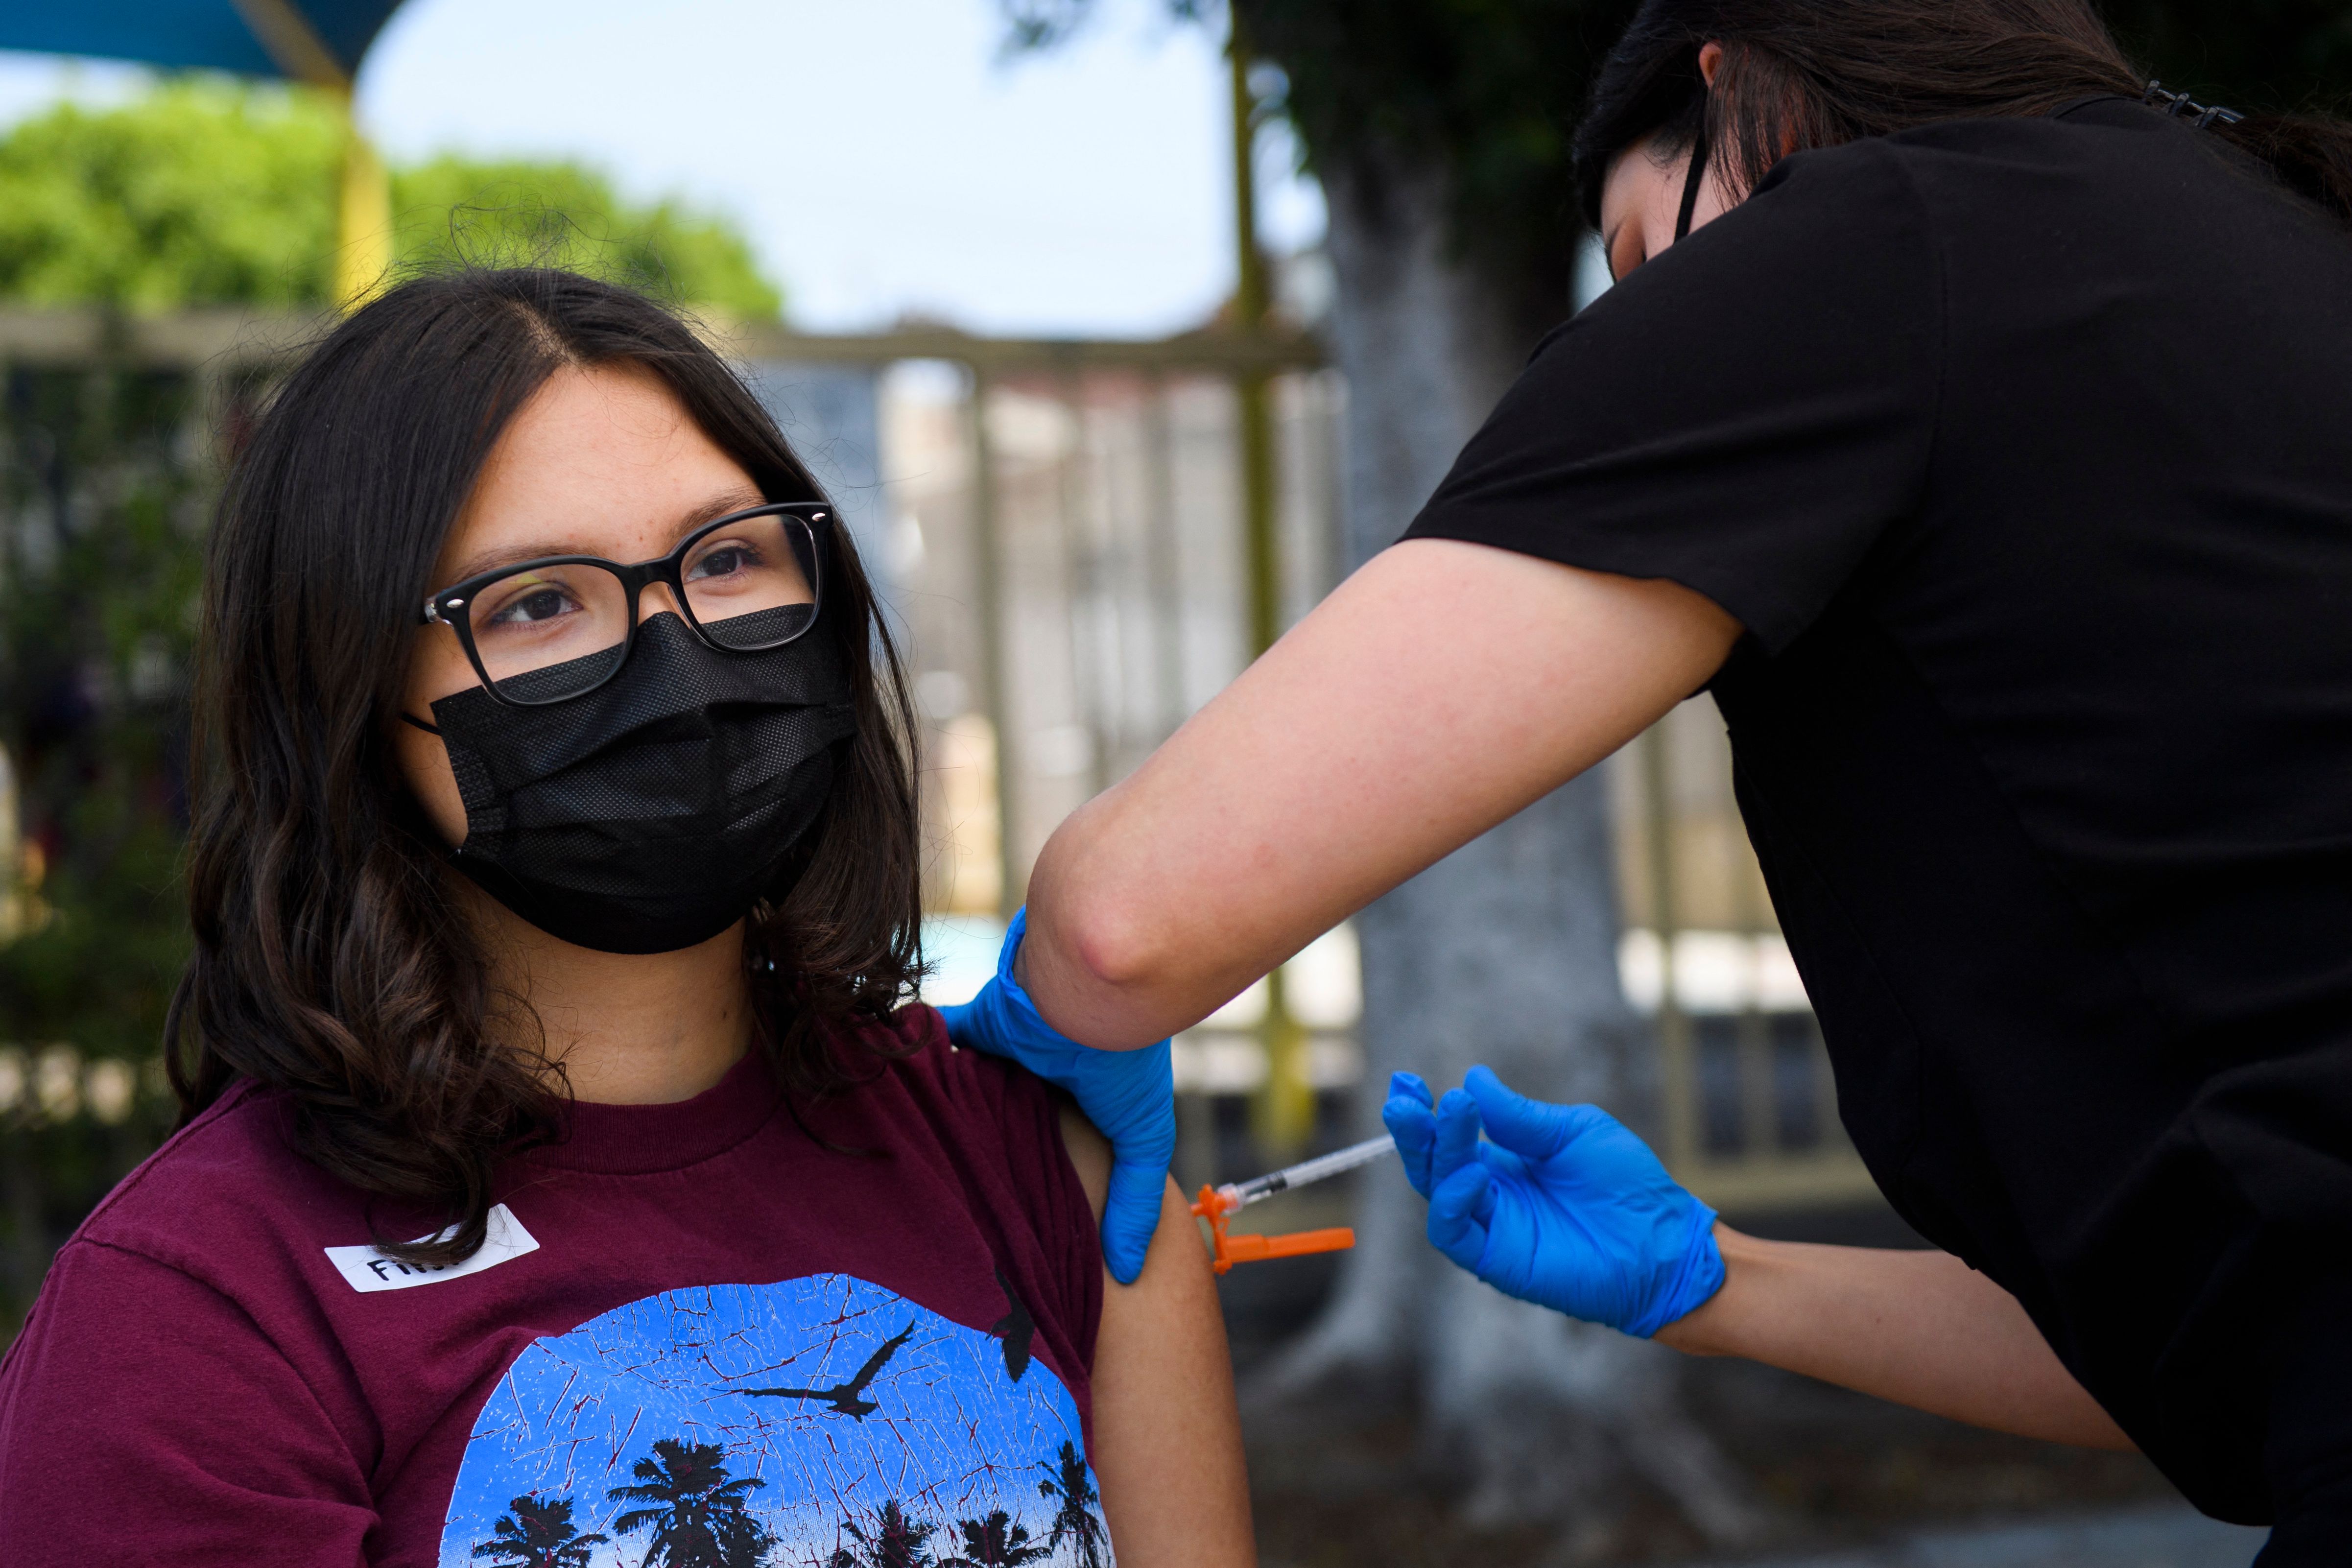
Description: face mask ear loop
1674,117,1712,242
400,712,443,737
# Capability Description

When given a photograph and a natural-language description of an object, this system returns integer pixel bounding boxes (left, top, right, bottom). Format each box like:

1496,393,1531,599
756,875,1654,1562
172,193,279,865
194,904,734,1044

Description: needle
1213,1133,1398,1212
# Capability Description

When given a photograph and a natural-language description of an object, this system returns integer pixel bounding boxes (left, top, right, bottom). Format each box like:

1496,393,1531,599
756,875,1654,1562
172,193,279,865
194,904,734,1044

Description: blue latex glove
937,908,1174,1285
1381,1065,1724,1337
1384,1070,1451,1199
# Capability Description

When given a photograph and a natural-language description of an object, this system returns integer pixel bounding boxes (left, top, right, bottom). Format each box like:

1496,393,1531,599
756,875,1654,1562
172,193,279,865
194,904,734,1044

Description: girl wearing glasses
0,269,1250,1567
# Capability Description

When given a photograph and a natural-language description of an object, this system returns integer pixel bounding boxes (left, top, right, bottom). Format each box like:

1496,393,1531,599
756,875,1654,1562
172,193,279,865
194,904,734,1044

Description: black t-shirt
1405,96,2352,1522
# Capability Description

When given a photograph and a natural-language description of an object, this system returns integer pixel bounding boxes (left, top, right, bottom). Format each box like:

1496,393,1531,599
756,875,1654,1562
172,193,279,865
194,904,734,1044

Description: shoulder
1702,108,2177,255
1879,97,2187,167
68,1080,363,1283
847,1002,1103,1212
1676,132,1936,280
863,1001,1059,1122
0,1114,379,1563
7,1082,369,1427
1569,132,1937,345
1854,101,2228,232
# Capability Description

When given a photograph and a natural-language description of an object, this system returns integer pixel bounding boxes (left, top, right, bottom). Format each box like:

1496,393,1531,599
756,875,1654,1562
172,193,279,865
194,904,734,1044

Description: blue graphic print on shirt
437,1273,1108,1567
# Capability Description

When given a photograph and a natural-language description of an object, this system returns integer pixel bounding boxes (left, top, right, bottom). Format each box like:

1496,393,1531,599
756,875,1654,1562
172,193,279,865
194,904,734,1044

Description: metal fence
1613,699,1877,1208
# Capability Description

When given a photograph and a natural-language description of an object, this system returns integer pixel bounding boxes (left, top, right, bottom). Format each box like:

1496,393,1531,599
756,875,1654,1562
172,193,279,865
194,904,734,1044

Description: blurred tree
2101,0,2352,107
0,85,342,311
0,360,210,1328
391,155,782,320
1007,0,2352,1549
0,81,784,318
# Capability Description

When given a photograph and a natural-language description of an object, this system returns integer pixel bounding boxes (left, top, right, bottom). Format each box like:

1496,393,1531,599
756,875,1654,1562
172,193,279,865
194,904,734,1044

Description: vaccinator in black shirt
1408,95,2352,1523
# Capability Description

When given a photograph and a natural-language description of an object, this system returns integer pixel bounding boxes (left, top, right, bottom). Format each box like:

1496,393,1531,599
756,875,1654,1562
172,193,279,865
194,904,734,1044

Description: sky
0,0,1328,336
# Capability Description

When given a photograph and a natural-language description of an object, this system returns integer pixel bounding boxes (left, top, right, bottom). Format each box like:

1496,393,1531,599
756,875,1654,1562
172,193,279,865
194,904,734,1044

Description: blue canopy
0,0,405,85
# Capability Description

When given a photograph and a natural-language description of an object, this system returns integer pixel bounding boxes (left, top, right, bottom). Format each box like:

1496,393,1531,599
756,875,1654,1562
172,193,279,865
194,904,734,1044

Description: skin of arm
1058,1109,1256,1566
1661,1225,2136,1451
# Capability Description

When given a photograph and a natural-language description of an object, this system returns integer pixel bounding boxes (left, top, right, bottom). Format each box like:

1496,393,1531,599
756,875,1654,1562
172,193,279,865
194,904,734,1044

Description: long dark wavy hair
167,268,923,1263
1573,0,2352,231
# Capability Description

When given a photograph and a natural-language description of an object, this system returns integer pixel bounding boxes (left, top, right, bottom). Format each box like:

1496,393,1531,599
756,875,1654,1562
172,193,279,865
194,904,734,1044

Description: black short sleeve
1403,138,1943,654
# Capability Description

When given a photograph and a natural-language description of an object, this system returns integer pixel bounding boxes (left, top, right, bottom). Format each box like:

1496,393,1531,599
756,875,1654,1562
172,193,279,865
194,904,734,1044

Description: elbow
1045,880,1173,999
1026,822,1182,1009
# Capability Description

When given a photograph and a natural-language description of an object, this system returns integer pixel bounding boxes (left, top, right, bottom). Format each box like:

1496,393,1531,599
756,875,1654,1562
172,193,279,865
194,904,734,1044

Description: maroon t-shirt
0,1009,1107,1567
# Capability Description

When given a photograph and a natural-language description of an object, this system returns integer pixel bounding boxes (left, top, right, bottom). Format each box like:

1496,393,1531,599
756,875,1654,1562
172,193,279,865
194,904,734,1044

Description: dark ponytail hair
167,269,923,1263
1572,0,2352,231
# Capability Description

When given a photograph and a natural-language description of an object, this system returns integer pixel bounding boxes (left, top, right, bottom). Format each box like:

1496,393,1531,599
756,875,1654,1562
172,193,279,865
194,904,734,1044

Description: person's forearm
1022,541,1741,1046
1657,1225,2134,1450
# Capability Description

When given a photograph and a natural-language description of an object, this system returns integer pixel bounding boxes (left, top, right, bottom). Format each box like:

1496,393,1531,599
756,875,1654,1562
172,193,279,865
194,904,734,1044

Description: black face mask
410,611,856,955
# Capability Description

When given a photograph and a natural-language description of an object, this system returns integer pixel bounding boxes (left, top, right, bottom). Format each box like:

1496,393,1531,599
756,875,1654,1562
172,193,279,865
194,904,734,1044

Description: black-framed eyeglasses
419,502,832,707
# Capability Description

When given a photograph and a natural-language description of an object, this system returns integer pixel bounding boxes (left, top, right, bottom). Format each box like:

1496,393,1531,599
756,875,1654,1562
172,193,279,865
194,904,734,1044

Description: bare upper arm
1057,1103,1114,1217
1058,1107,1255,1567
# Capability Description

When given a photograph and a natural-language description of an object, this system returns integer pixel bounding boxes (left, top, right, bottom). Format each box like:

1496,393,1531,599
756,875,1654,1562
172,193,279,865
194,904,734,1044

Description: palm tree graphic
470,1493,609,1568
739,1321,915,1420
827,1498,939,1568
1036,1442,1109,1568
607,1437,770,1568
941,1509,1050,1567
715,1506,779,1568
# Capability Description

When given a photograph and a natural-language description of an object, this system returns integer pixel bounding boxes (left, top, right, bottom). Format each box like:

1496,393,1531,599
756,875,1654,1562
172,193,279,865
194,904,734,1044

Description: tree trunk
1259,156,1761,1552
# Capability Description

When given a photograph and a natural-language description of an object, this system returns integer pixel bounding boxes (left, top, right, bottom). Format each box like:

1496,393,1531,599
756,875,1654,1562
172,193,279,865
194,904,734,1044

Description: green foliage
0,83,342,312
391,154,781,320
998,0,1209,50
0,364,211,1327
1235,0,1640,332
1004,0,1639,327
2100,0,2352,109
0,367,206,1052
0,81,784,318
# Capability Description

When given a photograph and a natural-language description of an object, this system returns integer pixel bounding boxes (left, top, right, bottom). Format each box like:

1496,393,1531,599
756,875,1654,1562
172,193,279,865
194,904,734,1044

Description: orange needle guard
1190,1185,1355,1275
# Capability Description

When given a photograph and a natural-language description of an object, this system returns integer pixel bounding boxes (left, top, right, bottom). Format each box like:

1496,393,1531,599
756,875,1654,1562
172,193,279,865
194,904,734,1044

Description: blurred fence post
965,368,1019,918
1642,722,1698,1172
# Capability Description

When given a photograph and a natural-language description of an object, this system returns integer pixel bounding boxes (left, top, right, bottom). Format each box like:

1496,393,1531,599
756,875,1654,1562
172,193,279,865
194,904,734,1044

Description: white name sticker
325,1203,539,1294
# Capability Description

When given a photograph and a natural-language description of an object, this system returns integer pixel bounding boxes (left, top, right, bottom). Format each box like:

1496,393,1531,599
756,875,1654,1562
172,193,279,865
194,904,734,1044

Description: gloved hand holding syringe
1190,1133,1398,1273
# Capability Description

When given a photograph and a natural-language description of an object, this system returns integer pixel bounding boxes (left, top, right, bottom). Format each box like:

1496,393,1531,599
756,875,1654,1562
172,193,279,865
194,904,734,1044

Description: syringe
1212,1133,1397,1212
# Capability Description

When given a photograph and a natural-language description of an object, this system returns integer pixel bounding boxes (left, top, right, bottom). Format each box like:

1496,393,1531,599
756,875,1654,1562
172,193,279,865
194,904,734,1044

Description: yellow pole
226,0,389,311
1230,34,1314,1157
334,95,394,311
1229,39,1270,333
1643,722,1698,1176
